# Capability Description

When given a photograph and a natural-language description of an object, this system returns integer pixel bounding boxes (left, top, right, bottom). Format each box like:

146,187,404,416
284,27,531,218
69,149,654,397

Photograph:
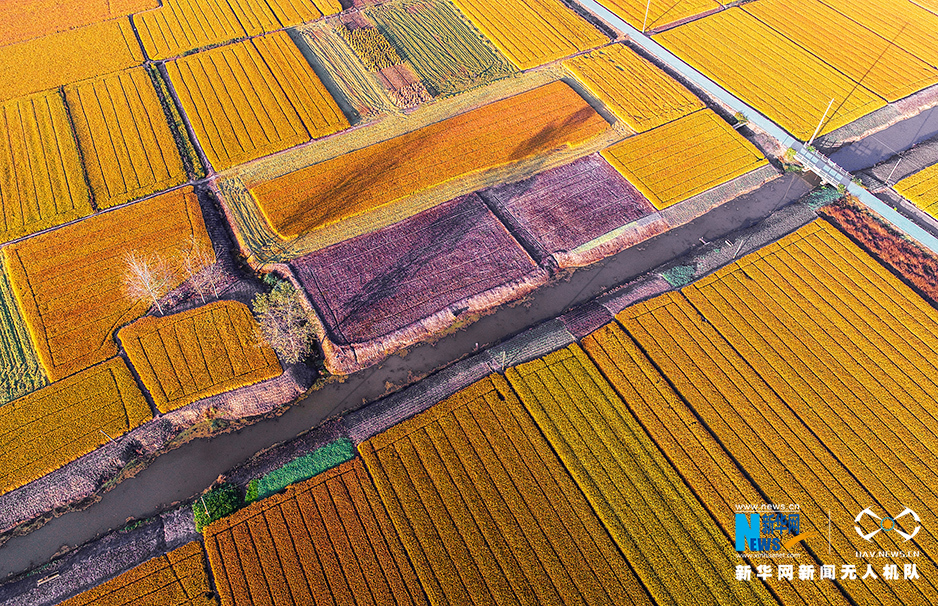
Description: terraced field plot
564,43,704,133
65,68,187,209
0,90,92,245
0,18,143,102
596,0,719,31
251,80,608,238
205,458,427,606
0,269,45,405
0,358,150,497
360,374,651,605
0,0,156,47
744,0,938,102
895,163,938,217
60,541,216,606
656,8,887,140
506,346,779,606
448,0,606,69
4,187,212,381
119,300,281,414
167,32,349,172
601,109,768,210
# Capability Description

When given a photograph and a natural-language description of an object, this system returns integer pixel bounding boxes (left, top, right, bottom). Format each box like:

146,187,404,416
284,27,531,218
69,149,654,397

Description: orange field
4,187,212,381
119,300,282,414
0,0,156,47
251,81,609,238
205,458,427,606
597,0,719,31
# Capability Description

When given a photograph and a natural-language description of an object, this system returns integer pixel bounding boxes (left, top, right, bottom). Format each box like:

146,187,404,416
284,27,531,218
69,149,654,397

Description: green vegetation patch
249,438,356,503
193,482,243,532
0,268,46,405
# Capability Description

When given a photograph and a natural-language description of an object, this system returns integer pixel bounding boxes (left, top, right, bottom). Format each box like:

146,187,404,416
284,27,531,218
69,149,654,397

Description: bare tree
123,251,174,315
251,279,315,364
180,234,222,303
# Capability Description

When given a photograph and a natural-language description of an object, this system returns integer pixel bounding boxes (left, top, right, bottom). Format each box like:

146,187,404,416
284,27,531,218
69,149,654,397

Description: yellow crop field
4,187,212,381
448,0,606,70
167,32,349,172
0,357,150,497
251,81,608,238
913,0,938,12
60,541,216,606
119,300,282,414
0,19,144,102
0,90,92,245
602,109,768,210
360,374,652,605
895,163,938,218
65,68,188,210
506,346,779,606
0,0,157,47
656,8,887,140
596,0,719,31
565,44,704,133
745,0,938,102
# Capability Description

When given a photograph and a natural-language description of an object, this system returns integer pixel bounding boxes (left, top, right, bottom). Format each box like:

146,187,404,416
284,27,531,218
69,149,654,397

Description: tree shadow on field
509,106,598,162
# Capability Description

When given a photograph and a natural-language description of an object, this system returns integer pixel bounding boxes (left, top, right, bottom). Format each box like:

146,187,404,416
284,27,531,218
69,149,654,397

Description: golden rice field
0,358,150,497
448,0,606,70
251,81,608,238
895,163,938,218
4,187,212,381
59,541,216,606
0,0,156,47
601,109,768,210
360,374,651,606
166,32,349,172
0,90,92,245
564,43,704,133
65,68,188,209
119,300,281,414
596,0,719,31
506,346,778,606
744,0,938,103
656,8,887,140
0,18,143,102
205,458,427,606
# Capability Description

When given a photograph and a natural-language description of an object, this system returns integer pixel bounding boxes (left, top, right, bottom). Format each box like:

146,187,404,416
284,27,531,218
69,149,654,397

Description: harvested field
205,458,428,606
65,68,187,210
656,8,887,140
119,300,282,414
744,0,938,103
59,541,216,606
601,109,768,210
291,193,541,345
359,374,652,606
0,19,143,102
895,162,938,217
166,32,349,172
596,0,719,31
0,357,150,497
0,269,45,406
367,0,516,97
506,346,779,606
448,0,606,70
481,154,655,265
4,187,212,381
0,90,92,245
564,44,704,133
251,80,608,238
0,0,157,47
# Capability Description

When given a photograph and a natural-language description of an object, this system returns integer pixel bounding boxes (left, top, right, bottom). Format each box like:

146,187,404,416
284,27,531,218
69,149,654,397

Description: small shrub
245,478,259,504
193,482,243,532
252,278,316,364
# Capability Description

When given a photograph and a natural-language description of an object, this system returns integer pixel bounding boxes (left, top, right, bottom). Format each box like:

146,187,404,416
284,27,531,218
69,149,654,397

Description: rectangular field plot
0,18,143,102
167,32,349,172
0,90,92,245
291,194,540,345
481,154,656,265
656,8,887,140
60,541,216,606
895,163,938,218
119,300,281,414
0,358,150,497
744,0,938,103
4,187,213,381
359,374,652,606
601,110,768,210
251,81,608,239
65,68,188,210
564,43,704,133
0,0,156,47
596,0,719,31
205,458,428,606
506,346,779,606
448,0,606,70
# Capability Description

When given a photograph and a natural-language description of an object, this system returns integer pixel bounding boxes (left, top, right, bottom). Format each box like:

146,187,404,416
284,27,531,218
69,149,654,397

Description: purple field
291,194,540,345
481,154,655,262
